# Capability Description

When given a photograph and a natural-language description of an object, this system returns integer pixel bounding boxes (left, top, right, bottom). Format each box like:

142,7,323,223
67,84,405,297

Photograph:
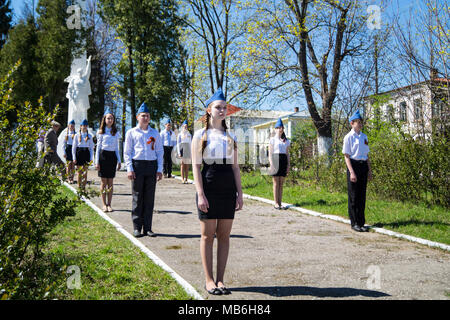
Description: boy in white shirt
342,110,373,232
124,103,163,237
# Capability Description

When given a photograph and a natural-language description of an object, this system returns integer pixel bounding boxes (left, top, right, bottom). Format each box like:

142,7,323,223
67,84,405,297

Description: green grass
40,186,193,300
172,167,450,245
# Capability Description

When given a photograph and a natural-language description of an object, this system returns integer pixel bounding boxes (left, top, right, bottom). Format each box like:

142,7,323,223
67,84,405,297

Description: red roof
196,104,242,123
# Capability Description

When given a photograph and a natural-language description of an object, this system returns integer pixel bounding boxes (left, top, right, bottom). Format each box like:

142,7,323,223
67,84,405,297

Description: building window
431,99,442,118
386,104,394,122
399,101,407,122
414,99,422,120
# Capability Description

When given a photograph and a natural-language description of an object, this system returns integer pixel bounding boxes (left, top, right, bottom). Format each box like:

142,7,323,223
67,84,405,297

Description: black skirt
98,150,118,178
270,153,288,177
76,147,91,166
179,142,191,162
197,160,237,220
65,144,73,161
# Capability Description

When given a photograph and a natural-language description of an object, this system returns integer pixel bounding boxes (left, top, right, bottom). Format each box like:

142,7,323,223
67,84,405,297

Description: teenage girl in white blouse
177,120,192,183
95,110,121,212
269,119,291,210
72,120,94,191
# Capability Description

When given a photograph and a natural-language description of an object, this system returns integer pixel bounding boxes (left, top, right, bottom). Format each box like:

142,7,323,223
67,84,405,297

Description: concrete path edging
63,182,204,300
173,176,450,252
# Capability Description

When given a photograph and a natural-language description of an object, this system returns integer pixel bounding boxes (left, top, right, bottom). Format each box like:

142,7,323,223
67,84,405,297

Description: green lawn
40,186,193,300
172,167,450,245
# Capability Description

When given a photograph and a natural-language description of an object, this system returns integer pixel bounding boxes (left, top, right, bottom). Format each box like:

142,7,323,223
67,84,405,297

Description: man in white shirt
342,110,372,232
124,103,163,237
160,119,176,178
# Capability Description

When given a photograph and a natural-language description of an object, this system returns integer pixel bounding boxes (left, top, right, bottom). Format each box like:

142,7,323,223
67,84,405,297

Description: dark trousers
163,146,173,176
347,159,368,227
131,160,157,232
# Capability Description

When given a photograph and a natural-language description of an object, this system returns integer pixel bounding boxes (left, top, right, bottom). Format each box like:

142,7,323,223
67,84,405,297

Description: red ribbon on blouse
147,136,156,150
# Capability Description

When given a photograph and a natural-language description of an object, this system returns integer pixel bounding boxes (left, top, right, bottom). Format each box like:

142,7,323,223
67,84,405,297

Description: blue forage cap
103,107,113,117
275,118,284,128
205,87,226,107
182,120,188,126
69,119,75,125
165,119,171,124
137,102,150,115
80,119,88,126
349,109,362,122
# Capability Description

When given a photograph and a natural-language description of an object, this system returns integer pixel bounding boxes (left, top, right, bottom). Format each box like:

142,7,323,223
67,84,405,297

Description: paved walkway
86,170,450,300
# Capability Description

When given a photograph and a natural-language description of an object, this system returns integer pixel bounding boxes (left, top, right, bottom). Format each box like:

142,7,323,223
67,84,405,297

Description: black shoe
133,230,142,237
351,225,363,232
204,285,222,295
217,286,231,295
146,230,156,237
360,226,370,232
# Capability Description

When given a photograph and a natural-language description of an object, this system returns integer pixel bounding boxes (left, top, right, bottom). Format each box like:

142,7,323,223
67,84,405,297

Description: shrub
0,62,80,299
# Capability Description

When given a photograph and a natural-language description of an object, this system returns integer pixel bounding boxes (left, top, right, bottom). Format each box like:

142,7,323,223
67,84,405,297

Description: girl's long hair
65,125,76,142
98,113,118,135
79,126,90,143
276,126,286,142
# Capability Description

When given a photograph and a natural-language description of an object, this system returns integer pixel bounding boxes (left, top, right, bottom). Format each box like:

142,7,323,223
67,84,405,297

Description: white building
251,109,311,166
363,78,449,139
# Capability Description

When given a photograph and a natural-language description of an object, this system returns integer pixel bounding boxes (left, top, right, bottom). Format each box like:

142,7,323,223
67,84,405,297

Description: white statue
58,55,94,164
65,55,92,126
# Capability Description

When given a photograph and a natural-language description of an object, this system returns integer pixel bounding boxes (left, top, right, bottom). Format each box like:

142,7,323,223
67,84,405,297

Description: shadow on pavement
229,285,390,298
156,233,253,239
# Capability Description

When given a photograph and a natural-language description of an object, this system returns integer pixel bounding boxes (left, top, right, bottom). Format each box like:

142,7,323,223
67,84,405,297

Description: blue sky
7,0,443,116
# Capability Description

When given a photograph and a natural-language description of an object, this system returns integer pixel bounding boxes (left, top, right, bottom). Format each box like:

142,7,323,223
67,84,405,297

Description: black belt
350,159,367,164
132,159,157,163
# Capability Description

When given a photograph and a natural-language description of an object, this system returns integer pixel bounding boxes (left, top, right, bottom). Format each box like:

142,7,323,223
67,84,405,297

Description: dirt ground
86,170,450,300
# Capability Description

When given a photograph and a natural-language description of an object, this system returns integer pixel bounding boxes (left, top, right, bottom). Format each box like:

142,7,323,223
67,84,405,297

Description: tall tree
0,0,12,49
36,0,81,119
180,0,253,107
238,0,369,156
85,0,122,128
100,0,185,127
0,18,42,107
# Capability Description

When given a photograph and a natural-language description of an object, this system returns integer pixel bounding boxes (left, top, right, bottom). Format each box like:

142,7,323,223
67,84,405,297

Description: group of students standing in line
38,88,371,296
40,110,122,213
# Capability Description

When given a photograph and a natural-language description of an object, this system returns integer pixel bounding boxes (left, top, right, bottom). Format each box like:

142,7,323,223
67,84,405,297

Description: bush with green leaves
0,62,81,299
366,118,449,207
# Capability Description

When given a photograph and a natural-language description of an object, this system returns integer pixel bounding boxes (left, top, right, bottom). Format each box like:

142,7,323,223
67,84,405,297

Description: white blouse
177,130,192,155
64,130,76,146
72,132,94,162
342,129,369,160
95,127,121,165
123,126,164,173
193,128,237,163
269,136,291,154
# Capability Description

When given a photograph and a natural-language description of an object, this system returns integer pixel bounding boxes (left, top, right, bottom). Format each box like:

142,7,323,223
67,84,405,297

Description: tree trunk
128,38,136,128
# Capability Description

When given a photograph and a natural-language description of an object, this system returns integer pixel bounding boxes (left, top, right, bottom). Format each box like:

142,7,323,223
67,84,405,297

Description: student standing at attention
63,120,76,184
342,110,372,232
160,119,176,178
192,88,244,296
269,118,291,210
124,103,163,238
72,119,94,190
95,108,121,213
177,120,192,184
